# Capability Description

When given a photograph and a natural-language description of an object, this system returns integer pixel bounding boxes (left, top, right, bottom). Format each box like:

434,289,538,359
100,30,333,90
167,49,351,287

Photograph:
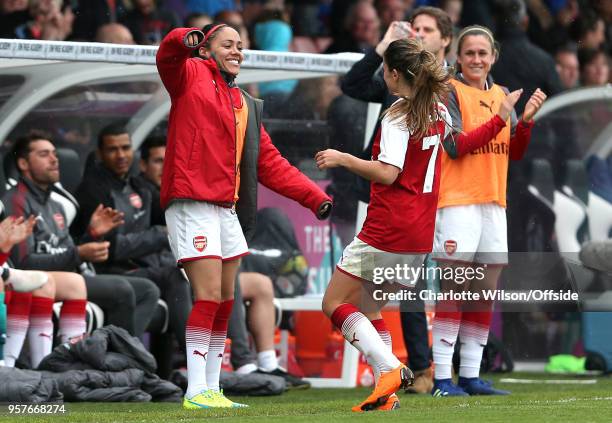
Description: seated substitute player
317,38,452,412
0,215,36,365
0,212,88,368
2,132,160,339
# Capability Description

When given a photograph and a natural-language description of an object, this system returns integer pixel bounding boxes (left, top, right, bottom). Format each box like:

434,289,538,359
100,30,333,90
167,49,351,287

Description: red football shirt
358,102,451,253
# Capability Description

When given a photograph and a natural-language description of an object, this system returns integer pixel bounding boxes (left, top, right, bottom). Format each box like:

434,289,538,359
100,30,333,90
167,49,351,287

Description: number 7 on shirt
422,134,441,193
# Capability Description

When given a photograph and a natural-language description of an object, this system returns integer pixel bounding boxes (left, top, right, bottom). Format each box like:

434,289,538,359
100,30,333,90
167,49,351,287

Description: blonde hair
382,38,451,139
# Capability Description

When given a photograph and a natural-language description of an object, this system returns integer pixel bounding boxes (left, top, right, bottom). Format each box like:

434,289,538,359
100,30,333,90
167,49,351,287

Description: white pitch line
500,378,598,385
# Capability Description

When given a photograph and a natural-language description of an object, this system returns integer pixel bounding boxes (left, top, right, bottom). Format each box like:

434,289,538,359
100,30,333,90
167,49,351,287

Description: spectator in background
410,6,453,65
440,0,461,26
291,0,326,37
524,0,579,54
184,12,212,29
254,8,297,113
0,0,29,38
329,0,358,41
440,0,462,63
72,0,128,41
403,0,416,10
137,136,166,226
570,8,606,50
555,43,580,90
491,0,562,115
95,23,135,44
578,48,610,87
123,0,180,45
185,0,236,17
459,0,495,32
591,0,612,53
272,76,341,164
14,0,74,41
279,76,341,121
325,0,381,54
375,0,408,32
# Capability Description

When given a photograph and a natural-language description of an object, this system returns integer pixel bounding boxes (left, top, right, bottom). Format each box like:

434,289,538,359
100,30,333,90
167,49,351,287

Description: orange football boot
377,393,400,410
352,365,414,412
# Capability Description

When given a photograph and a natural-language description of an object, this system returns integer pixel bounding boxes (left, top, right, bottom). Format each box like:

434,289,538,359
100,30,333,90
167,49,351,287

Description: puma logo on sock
440,338,455,347
38,333,52,339
349,333,359,345
193,350,208,360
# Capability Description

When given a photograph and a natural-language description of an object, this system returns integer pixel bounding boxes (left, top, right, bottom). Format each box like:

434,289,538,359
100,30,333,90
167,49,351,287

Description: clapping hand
0,215,36,253
88,204,124,238
522,88,547,122
497,89,523,121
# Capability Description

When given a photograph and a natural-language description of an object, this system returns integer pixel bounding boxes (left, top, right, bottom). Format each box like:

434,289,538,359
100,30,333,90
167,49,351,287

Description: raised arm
341,22,412,103
156,27,204,97
509,88,546,161
341,49,387,103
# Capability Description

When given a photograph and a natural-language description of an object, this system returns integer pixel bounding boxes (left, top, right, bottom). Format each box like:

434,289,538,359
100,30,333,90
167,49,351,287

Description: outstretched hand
316,149,346,170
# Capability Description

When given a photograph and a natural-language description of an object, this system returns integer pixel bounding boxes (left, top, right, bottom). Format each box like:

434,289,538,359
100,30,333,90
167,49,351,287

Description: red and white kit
338,101,452,283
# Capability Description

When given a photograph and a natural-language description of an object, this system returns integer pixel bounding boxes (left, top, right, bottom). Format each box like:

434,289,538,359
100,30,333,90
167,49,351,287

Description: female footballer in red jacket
317,38,452,412
156,24,332,409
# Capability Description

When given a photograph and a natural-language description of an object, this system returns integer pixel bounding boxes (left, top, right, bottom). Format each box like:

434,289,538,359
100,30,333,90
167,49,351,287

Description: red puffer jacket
156,28,331,218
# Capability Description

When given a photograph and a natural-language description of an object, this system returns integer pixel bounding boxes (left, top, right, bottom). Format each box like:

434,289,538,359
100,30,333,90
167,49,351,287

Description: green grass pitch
3,373,612,423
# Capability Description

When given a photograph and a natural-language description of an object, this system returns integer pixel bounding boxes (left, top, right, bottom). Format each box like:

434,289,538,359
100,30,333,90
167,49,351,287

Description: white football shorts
337,237,427,287
165,200,249,264
432,202,508,265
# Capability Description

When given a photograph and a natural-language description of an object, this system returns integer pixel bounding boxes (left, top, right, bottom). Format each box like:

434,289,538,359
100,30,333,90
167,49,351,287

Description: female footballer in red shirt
317,38,452,412
157,24,332,409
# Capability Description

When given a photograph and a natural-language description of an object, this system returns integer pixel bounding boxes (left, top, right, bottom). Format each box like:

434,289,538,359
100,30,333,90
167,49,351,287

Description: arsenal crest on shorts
444,240,457,255
193,235,207,252
129,193,142,209
53,213,65,230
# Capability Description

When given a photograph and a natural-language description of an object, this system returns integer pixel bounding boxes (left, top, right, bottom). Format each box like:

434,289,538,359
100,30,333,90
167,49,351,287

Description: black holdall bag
241,208,309,298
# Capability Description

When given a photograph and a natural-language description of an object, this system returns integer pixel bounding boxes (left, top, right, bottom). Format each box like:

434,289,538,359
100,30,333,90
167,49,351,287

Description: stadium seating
56,148,82,194
587,192,612,241
586,156,612,241
554,159,589,254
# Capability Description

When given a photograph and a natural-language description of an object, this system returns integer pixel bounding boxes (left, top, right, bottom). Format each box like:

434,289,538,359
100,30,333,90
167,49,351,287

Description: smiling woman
155,25,332,410
430,25,547,397
192,24,244,76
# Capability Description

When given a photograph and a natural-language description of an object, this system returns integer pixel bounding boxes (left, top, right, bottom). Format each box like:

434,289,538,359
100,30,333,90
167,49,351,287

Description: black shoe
255,367,311,390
